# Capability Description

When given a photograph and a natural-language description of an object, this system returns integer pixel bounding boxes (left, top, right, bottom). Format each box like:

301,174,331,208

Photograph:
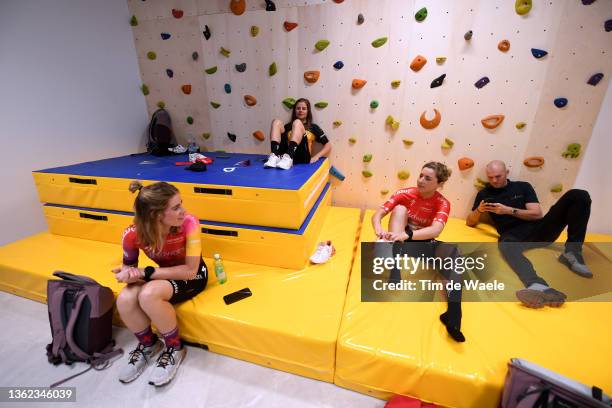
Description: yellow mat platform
0,207,361,382
334,210,612,408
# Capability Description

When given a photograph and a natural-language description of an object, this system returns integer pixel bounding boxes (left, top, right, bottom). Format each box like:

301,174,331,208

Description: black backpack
147,108,176,156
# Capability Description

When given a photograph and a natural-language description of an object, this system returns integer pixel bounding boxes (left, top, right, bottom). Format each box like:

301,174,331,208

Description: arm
486,202,543,220
466,200,487,227
371,208,387,239
385,221,444,241
139,256,200,281
310,141,332,162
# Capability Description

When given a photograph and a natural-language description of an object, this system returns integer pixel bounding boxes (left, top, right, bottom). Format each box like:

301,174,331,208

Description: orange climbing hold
230,0,246,16
410,55,427,72
352,79,367,89
419,109,441,129
253,130,265,141
304,71,320,83
523,156,545,168
481,114,505,129
284,21,298,31
498,39,510,52
458,157,474,170
244,95,257,106
181,85,192,95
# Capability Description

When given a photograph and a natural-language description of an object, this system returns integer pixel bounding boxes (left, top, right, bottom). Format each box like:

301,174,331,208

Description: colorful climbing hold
205,66,217,74
464,30,473,41
516,122,526,129
362,170,373,178
397,170,410,180
333,120,342,127
420,109,441,129
352,79,367,89
481,114,505,129
554,97,568,108
415,7,428,22
385,115,394,125
333,0,344,3
140,84,149,96
475,76,490,89
269,62,277,76
523,156,545,168
370,100,379,109
235,63,246,72
284,21,298,31
410,55,427,71
581,0,596,4
203,25,211,40
531,48,548,58
161,32,171,40
357,14,364,25
265,0,276,11
130,15,138,26
315,101,328,109
606,20,612,32
157,101,165,109
333,61,344,70
402,139,414,146
550,184,563,193
329,166,345,181
349,137,357,144
587,73,604,86
253,130,265,141
230,0,246,15
498,40,510,52
250,26,259,37
224,84,231,94
315,40,330,51
562,143,581,158
380,189,389,195
146,51,156,60
210,101,221,109
363,154,372,162
371,37,388,48
244,95,257,106
441,138,454,149
304,71,320,83
227,132,236,142
186,116,194,125
515,0,532,15
436,56,447,64
391,80,401,88
474,178,488,190
385,115,400,130
172,9,183,18
458,157,474,170
202,132,211,140
282,98,296,109
181,85,192,95
192,52,199,61
220,47,231,57
166,69,174,78
430,74,446,88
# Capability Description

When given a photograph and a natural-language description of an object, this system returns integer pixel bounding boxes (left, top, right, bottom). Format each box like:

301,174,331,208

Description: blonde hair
129,180,179,251
422,161,452,184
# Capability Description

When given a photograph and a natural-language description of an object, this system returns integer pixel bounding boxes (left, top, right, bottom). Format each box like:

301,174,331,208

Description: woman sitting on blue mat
264,98,332,170
113,180,208,386
371,162,466,343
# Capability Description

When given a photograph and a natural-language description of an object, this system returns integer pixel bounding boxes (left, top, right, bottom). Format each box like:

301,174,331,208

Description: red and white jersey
381,187,450,230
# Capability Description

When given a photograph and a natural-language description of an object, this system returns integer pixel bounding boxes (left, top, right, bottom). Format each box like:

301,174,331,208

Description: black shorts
280,133,311,164
168,258,208,304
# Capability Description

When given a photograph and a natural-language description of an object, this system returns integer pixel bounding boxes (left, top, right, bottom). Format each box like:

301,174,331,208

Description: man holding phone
466,160,592,308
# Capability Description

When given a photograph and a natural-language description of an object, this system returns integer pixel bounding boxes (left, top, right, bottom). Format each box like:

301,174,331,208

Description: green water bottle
213,253,227,284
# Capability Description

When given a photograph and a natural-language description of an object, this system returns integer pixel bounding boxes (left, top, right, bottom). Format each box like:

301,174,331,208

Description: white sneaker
148,346,187,387
168,145,187,154
310,241,335,264
277,154,293,170
264,153,280,168
118,339,164,383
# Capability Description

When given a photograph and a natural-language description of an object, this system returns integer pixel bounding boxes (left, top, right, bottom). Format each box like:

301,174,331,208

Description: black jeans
498,189,591,287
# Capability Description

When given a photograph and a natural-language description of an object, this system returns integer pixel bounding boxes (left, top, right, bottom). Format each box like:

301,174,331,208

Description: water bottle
213,254,227,284
187,136,199,154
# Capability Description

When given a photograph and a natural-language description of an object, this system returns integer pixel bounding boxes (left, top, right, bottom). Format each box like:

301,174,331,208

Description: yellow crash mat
0,206,361,382
334,210,612,408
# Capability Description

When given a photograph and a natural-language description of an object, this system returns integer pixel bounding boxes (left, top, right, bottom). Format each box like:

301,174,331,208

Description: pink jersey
381,187,450,230
122,213,201,267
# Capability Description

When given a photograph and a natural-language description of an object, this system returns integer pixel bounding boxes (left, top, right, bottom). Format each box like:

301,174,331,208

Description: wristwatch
406,229,414,241
143,266,155,282
512,208,518,215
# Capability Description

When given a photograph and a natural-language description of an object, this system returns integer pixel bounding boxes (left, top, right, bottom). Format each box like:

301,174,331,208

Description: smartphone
483,198,496,204
223,288,252,305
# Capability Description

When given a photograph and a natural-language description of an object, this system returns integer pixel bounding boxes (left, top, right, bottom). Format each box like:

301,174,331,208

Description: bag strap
53,271,97,285
64,292,92,361
48,287,69,363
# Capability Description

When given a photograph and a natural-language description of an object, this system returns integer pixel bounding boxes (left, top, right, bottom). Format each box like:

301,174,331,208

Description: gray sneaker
559,251,593,278
118,339,164,383
148,346,187,387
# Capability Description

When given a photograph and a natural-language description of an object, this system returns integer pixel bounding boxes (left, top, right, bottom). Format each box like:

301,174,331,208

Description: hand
309,156,319,164
485,202,512,215
112,265,143,284
374,227,384,239
477,200,489,213
382,231,408,242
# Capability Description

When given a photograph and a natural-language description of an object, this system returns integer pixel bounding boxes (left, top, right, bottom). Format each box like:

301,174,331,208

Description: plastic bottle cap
214,254,220,260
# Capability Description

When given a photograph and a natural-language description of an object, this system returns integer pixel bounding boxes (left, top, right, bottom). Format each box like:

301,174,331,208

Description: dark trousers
498,189,591,287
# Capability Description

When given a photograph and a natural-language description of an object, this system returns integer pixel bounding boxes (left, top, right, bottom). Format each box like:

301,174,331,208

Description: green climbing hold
561,143,581,158
402,139,414,146
362,170,373,178
370,100,379,109
315,40,330,51
333,120,342,127
187,116,194,125
363,154,372,162
314,101,328,109
415,7,427,22
140,84,149,96
371,37,387,48
550,183,563,193
349,137,357,144
516,122,526,129
130,15,138,26
202,132,211,140
250,26,259,37
157,101,165,109
205,66,218,74
210,101,221,109
220,47,231,57
282,98,296,109
441,137,454,149
391,80,401,88
397,170,410,180
146,51,156,60
515,0,532,15
269,62,277,76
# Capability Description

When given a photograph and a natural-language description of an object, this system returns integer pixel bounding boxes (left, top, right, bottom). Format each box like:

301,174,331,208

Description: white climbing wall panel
128,0,612,219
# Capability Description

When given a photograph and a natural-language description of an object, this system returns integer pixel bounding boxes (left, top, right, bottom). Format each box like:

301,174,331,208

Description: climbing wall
128,0,612,219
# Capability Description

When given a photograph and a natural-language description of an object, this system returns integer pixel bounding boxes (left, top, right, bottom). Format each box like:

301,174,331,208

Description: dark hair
422,161,452,183
291,98,313,129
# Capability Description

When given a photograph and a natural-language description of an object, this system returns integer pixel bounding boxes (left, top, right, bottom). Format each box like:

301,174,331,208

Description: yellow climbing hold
205,66,218,74
130,15,138,26
385,115,400,130
363,154,372,162
515,0,532,16
391,121,400,131
269,62,277,76
380,189,389,195
516,122,526,129
371,37,388,48
391,80,401,88
250,26,259,37
140,84,149,96
210,101,221,109
474,178,488,190
550,183,563,193
202,132,211,140
362,170,373,178
333,120,342,127
220,47,231,57
146,51,157,60
349,137,357,144
315,40,330,51
441,138,454,149
397,170,410,180
156,101,165,109
402,139,414,146
436,56,447,64
386,115,394,125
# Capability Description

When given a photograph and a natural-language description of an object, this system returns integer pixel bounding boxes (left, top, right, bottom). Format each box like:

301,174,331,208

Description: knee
391,205,408,218
116,286,140,311
137,283,165,307
271,118,283,129
565,189,591,205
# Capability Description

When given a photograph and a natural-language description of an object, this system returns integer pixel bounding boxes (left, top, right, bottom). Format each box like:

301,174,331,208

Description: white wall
0,0,148,246
574,80,612,235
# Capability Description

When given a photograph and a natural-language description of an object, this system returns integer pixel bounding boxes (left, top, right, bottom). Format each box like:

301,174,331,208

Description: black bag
147,108,176,156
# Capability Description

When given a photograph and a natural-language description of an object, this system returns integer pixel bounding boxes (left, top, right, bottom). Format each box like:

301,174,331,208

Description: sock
134,326,157,347
527,283,549,292
440,303,465,343
287,141,299,159
161,327,182,350
271,141,280,156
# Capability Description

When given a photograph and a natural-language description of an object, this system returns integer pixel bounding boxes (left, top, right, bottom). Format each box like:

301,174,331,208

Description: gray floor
0,291,383,408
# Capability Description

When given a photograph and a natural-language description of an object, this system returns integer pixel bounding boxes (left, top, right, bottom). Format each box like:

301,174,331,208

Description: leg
498,234,548,287
433,242,465,342
116,283,150,333
388,206,409,282
137,281,177,334
289,119,306,145
269,119,283,144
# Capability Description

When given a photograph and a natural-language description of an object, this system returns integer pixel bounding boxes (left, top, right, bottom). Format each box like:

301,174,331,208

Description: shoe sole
148,348,187,387
516,289,566,308
119,343,164,384
558,255,593,278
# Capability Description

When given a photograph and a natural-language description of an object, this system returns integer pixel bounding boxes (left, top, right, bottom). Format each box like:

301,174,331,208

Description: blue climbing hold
224,83,231,94
581,0,596,4
475,76,490,89
333,61,344,70
587,73,604,86
531,48,548,59
329,166,345,181
166,69,174,78
605,19,612,32
235,63,246,72
554,97,568,108
161,32,171,40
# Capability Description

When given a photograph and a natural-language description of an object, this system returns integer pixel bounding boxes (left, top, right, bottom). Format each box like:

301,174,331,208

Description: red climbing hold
172,9,183,18
284,21,298,31
181,85,192,95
